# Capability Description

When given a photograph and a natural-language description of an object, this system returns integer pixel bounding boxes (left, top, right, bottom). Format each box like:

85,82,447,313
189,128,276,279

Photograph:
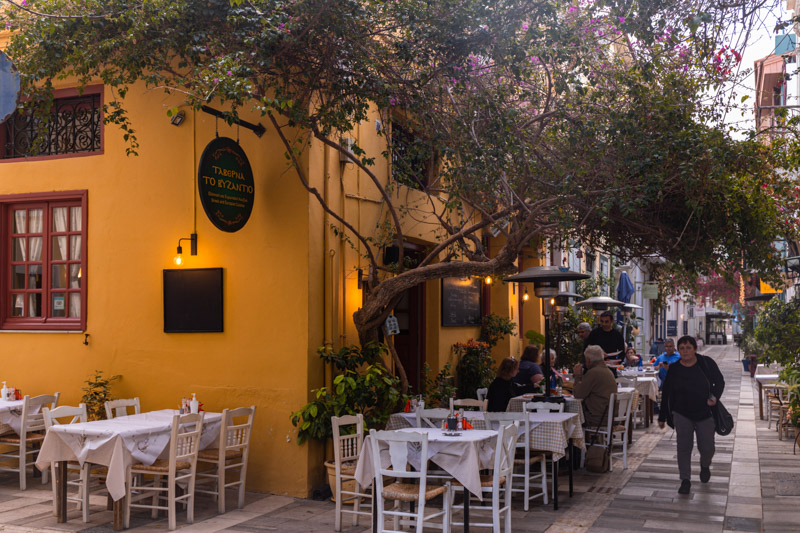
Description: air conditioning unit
339,137,355,163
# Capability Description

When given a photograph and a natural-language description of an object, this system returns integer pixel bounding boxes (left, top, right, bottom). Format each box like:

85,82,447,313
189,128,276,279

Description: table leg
56,461,67,523
113,497,125,531
758,381,764,420
463,487,470,533
552,459,559,511
645,398,651,428
568,439,573,497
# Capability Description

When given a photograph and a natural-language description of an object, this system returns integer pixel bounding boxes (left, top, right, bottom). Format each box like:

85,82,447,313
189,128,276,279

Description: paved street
0,343,796,532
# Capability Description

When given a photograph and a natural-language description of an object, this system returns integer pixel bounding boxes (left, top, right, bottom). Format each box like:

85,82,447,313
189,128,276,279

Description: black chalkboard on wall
441,277,482,327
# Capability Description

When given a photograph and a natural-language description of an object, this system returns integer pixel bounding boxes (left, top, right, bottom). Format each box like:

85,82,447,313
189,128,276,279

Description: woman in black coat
487,357,520,412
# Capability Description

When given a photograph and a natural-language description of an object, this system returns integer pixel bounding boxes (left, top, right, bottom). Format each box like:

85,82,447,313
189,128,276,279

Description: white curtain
70,206,81,232
53,208,67,261
29,208,42,233
70,236,81,261
13,211,26,261
28,237,42,262
28,209,44,263
69,293,80,319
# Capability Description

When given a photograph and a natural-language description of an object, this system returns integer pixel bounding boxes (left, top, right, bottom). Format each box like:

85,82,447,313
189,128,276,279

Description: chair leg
352,481,361,526
443,484,451,533
237,466,246,509
168,477,177,531
334,472,342,531
492,492,501,533
124,469,132,530
541,460,548,505
187,471,196,525
217,462,226,514
523,460,530,511
152,475,161,519
19,446,26,491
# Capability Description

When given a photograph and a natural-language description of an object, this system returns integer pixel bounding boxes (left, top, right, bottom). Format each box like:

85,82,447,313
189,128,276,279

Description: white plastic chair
124,413,204,531
0,393,59,490
585,392,633,471
328,414,371,531
451,422,518,533
369,429,451,533
43,404,106,522
104,398,141,419
483,412,547,509
476,388,488,402
415,407,450,429
196,406,256,514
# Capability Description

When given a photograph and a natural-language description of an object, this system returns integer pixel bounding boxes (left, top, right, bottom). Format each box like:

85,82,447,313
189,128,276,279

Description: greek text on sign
198,137,255,233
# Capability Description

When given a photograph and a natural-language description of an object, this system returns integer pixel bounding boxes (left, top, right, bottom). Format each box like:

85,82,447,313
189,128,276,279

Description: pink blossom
213,77,219,84
227,70,232,76
618,16,625,23
522,23,529,30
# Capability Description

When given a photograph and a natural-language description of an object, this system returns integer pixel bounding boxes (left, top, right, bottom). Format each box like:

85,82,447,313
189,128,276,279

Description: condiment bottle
189,393,199,414
1,382,7,401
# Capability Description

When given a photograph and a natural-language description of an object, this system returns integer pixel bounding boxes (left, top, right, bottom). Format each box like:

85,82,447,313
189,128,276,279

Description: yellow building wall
0,82,324,497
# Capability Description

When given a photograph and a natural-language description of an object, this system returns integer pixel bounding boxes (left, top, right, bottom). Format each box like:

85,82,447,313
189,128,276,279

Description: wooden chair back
104,397,141,419
415,407,450,429
42,404,87,428
524,401,564,413
332,413,363,465
22,394,60,436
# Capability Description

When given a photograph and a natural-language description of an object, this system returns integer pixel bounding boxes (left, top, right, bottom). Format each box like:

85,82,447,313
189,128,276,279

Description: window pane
69,293,81,318
12,238,25,261
27,293,41,317
70,206,82,231
10,294,23,317
52,236,67,261
29,237,42,261
51,264,67,289
69,264,81,289
28,209,43,233
11,266,24,289
70,235,81,260
52,207,67,232
51,293,66,317
12,210,25,234
28,265,42,289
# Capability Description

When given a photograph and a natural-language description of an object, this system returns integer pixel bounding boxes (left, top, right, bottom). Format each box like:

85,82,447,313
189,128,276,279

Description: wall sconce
174,233,197,265
484,275,493,285
523,288,529,302
170,110,186,126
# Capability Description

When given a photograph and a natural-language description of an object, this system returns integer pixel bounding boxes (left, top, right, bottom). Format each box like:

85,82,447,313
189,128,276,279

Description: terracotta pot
324,460,358,503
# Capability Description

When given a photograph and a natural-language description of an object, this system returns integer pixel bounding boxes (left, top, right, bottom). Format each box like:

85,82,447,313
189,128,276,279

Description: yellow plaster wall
0,82,320,496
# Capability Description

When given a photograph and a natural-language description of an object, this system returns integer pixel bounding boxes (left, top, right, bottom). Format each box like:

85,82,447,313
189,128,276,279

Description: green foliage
552,306,596,369
290,343,405,445
575,271,612,298
479,313,516,348
452,340,494,400
779,366,800,427
755,296,800,367
81,370,121,421
420,362,456,408
524,329,545,346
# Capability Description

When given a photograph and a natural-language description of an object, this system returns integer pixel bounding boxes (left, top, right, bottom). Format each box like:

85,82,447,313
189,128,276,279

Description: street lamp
505,266,589,397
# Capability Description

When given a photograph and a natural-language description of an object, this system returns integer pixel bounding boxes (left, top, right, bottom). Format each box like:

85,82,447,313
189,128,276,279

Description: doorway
391,249,426,393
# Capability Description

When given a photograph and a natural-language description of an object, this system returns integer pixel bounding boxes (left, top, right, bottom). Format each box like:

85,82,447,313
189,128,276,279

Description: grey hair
577,322,592,332
584,345,605,365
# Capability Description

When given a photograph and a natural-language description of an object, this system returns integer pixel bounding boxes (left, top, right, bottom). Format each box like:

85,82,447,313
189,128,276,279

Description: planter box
741,359,750,372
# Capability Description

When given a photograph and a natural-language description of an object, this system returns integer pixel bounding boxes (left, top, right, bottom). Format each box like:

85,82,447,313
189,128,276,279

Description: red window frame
1,191,87,331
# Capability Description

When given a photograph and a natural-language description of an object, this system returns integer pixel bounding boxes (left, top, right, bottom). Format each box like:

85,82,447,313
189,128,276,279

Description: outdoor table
388,410,487,430
506,395,585,424
355,427,497,533
617,377,658,427
36,409,222,530
0,398,37,435
755,374,781,420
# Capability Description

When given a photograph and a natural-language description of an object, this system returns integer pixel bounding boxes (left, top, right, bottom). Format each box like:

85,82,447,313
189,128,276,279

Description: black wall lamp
174,233,198,265
170,110,186,126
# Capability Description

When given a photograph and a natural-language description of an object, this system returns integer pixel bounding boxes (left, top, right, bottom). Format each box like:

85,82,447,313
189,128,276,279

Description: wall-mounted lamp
523,288,529,302
484,275,493,285
174,233,198,265
170,110,186,127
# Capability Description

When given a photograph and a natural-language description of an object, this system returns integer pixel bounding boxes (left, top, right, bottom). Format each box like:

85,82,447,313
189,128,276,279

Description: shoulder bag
697,355,734,436
585,403,610,472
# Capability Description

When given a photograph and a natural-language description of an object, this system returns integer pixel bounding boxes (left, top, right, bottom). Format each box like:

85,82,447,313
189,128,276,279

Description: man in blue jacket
655,338,681,387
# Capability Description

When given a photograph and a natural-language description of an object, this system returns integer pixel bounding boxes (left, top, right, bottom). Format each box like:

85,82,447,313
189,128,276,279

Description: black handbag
697,355,734,436
585,404,610,472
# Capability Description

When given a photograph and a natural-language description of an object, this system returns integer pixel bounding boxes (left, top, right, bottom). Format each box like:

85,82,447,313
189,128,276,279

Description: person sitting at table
514,345,544,394
573,345,617,427
545,349,563,390
655,338,681,387
577,322,592,350
623,347,643,369
487,357,520,412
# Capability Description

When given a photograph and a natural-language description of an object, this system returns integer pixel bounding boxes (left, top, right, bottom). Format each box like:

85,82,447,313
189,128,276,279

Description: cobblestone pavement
0,343,796,532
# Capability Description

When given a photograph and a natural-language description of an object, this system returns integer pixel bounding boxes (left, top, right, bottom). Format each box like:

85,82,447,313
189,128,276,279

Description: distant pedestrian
658,335,725,495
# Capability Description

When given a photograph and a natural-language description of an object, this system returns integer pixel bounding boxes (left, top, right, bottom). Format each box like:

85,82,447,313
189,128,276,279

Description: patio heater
575,295,625,317
555,291,583,319
505,266,589,398
620,303,642,347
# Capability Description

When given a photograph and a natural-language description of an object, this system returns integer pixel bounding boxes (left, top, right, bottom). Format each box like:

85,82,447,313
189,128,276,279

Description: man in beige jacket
573,345,617,427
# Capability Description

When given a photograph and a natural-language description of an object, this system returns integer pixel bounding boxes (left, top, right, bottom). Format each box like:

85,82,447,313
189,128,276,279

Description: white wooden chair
476,388,488,402
43,404,106,522
452,399,488,412
327,414,371,531
0,393,59,490
196,406,255,514
104,398,141,419
483,412,547,509
585,392,633,471
124,413,204,531
451,422,518,533
415,407,450,429
524,401,564,414
368,429,451,533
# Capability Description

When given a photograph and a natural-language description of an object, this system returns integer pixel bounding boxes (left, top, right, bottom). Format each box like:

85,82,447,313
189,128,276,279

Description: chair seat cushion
453,475,505,488
197,448,244,461
0,432,44,444
514,455,544,465
131,459,191,473
382,482,446,502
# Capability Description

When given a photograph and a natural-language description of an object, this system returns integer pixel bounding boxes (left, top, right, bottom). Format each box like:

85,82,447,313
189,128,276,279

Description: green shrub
453,340,494,399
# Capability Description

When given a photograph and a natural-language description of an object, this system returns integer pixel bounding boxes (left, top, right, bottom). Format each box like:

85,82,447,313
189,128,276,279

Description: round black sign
198,137,255,233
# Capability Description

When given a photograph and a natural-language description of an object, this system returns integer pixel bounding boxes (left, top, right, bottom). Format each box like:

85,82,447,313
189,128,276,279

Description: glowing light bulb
174,254,183,265
523,290,529,302
485,276,492,285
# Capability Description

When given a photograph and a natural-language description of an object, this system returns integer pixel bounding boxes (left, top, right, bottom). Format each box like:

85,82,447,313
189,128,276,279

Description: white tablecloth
355,427,497,499
35,409,222,501
0,399,37,435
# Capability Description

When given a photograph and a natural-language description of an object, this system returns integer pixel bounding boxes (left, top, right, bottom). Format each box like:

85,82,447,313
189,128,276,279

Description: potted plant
81,370,121,421
452,339,494,400
290,342,405,498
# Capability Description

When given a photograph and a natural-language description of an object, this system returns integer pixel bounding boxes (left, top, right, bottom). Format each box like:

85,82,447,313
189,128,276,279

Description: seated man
655,338,681,387
573,345,618,427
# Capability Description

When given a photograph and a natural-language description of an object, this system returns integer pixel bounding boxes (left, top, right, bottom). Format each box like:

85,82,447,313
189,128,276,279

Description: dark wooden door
392,259,426,393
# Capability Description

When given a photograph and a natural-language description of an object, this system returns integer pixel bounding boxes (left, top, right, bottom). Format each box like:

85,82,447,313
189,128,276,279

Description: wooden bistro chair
104,398,141,419
476,388,489,402
415,407,450,429
328,414,371,531
196,406,256,514
43,404,106,522
124,413,204,531
369,429,451,533
452,398,488,412
584,392,633,471
483,412,547,510
0,393,59,490
451,422,518,533
523,401,564,502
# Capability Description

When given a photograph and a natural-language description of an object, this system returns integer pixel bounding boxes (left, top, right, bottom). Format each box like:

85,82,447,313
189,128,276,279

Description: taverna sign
198,137,254,233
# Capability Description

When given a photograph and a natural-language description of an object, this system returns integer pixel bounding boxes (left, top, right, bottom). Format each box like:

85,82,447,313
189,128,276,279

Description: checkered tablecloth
506,395,585,424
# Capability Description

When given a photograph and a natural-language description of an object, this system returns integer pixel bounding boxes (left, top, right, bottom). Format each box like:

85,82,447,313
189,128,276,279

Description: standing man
586,310,626,361
655,338,681,387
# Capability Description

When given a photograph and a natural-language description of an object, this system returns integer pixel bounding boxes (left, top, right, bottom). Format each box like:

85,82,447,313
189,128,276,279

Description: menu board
441,277,482,327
